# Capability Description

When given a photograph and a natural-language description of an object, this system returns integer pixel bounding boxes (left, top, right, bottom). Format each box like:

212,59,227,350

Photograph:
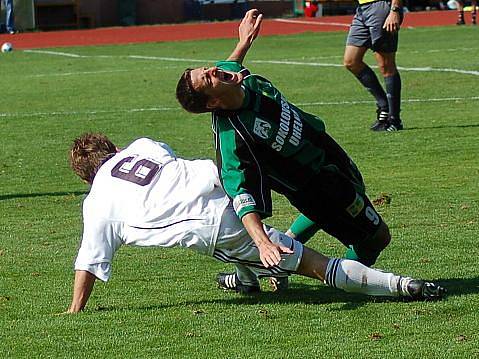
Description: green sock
288,214,321,244
344,246,360,261
344,245,380,267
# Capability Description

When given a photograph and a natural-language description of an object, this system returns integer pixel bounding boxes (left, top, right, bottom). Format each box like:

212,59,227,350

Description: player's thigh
320,132,365,189
346,10,372,49
362,2,400,53
290,170,382,248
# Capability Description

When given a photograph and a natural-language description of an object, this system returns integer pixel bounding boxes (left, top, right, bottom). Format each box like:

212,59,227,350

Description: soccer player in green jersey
176,9,394,292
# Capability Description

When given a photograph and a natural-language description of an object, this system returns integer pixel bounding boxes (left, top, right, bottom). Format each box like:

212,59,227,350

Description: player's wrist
390,5,402,13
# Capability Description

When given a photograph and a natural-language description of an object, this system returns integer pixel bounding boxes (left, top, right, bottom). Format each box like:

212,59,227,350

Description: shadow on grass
91,276,479,313
403,123,479,131
0,191,87,201
434,276,479,297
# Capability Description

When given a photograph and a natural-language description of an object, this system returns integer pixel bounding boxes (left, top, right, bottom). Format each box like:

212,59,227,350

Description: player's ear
206,97,221,110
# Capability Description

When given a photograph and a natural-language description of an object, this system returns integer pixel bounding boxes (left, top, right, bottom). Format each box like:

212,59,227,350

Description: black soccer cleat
385,119,404,132
370,109,389,131
402,278,446,300
217,272,260,294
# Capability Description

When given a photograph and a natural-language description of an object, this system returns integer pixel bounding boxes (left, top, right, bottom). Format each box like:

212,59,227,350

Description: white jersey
74,138,230,282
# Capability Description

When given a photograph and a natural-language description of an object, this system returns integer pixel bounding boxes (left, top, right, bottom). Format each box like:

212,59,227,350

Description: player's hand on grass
239,9,263,45
258,241,293,268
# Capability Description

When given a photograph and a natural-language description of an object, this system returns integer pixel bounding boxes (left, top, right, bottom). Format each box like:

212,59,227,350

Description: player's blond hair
69,133,117,183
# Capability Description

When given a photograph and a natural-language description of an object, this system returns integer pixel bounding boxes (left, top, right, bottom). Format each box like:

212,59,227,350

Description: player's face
190,66,243,98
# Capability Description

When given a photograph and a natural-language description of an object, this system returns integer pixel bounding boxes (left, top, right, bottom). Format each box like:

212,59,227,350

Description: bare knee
343,57,364,74
379,65,397,78
375,53,397,77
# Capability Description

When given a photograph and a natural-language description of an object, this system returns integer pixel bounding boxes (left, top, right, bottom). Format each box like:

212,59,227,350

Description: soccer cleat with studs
370,109,389,131
385,119,404,132
217,272,260,294
400,277,446,300
372,114,404,132
268,276,289,292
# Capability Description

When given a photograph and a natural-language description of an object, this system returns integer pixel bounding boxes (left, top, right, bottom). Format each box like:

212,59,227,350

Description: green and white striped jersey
213,60,327,219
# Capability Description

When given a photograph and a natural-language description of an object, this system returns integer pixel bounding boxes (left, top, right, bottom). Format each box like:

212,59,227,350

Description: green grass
1,25,478,358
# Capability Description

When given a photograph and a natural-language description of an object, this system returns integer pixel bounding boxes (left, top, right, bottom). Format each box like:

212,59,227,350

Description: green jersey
213,60,328,219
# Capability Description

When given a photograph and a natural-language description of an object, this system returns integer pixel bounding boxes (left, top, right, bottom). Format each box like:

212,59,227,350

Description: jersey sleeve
74,211,122,282
215,60,243,72
214,114,272,219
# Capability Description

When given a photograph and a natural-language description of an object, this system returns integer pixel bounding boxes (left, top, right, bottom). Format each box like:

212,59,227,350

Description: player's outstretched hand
258,241,293,268
239,9,263,45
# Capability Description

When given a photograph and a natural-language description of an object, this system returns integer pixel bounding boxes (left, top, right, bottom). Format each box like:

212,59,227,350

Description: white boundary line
273,18,350,27
252,59,479,76
1,96,478,119
0,107,178,118
23,49,87,58
297,96,479,107
24,50,479,77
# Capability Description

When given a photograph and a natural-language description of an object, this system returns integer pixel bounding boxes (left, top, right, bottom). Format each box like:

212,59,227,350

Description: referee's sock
384,72,402,123
356,66,388,111
324,258,401,297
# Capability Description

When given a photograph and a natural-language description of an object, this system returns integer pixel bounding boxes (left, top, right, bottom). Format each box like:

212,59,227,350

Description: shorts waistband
358,0,386,5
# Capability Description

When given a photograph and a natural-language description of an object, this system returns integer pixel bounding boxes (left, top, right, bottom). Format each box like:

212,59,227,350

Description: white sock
325,258,401,297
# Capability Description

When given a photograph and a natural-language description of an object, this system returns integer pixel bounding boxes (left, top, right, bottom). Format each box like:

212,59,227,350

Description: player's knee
377,61,397,77
374,221,391,250
352,222,390,267
343,58,359,73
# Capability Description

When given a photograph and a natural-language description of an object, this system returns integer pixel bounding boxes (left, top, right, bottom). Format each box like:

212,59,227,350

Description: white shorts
213,205,304,281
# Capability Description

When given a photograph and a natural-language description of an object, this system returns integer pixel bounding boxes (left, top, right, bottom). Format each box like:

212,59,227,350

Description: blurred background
2,0,451,32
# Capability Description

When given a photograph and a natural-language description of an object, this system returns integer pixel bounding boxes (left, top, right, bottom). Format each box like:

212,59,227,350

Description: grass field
1,25,478,358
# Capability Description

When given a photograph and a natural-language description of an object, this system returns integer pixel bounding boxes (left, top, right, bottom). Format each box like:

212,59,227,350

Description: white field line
419,47,478,54
30,69,131,77
252,59,479,76
1,96,478,119
273,18,419,29
23,49,87,57
273,18,350,27
24,50,214,63
297,96,479,107
0,107,178,118
24,49,479,77
29,66,181,78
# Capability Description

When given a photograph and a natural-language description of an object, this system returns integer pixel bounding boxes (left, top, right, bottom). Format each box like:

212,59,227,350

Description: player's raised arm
227,9,263,64
67,270,97,313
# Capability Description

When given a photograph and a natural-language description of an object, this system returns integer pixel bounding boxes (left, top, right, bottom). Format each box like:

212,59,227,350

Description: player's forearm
68,270,96,313
227,40,252,64
227,9,263,64
241,212,273,248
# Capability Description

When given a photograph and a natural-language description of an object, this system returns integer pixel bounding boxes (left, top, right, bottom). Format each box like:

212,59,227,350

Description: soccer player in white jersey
66,133,444,313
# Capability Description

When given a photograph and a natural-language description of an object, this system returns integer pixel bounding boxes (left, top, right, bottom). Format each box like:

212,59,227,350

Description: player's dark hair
176,68,210,114
69,133,117,184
